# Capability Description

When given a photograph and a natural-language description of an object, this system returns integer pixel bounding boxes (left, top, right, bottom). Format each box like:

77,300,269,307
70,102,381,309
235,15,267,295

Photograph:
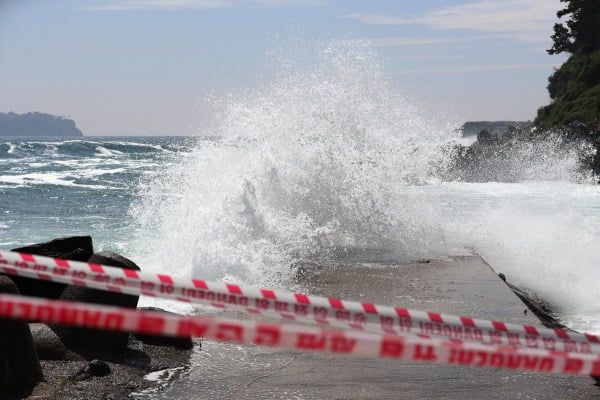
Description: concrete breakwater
158,256,600,400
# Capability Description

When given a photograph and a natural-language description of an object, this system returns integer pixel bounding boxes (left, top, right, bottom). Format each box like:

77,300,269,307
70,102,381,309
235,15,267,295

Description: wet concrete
154,256,600,400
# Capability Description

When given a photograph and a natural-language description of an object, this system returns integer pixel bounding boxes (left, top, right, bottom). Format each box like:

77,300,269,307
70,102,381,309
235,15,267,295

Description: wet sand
153,256,600,400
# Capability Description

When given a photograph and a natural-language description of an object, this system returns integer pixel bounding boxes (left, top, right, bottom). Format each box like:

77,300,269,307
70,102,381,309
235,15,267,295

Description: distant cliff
0,112,83,137
460,121,531,138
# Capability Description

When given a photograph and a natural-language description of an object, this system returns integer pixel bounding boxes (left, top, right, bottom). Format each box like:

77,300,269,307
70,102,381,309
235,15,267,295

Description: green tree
535,0,600,129
548,0,600,55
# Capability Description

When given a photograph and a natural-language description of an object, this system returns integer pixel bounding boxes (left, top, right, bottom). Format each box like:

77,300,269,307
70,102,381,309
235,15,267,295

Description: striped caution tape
0,250,597,355
0,293,599,376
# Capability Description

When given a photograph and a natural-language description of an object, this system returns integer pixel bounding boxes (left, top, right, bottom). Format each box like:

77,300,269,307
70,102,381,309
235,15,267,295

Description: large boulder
0,275,44,395
50,251,140,356
134,307,194,350
29,323,67,360
9,236,94,299
476,129,499,146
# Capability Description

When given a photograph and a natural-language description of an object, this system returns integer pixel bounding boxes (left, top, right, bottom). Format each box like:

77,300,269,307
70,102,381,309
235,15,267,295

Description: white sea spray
128,40,600,331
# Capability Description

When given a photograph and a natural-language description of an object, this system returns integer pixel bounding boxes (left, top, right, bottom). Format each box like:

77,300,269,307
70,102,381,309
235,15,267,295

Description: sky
0,0,568,135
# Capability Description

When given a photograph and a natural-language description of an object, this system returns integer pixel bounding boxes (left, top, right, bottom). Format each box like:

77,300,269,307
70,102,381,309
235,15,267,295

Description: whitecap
0,172,117,189
95,146,124,157
112,141,169,151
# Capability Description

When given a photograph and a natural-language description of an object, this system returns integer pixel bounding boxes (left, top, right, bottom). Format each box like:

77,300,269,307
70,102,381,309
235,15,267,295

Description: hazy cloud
88,0,326,10
395,63,558,75
368,36,495,47
345,0,561,42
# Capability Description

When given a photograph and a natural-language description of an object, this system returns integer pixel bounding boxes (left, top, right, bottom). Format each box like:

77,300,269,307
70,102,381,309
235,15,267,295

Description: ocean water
0,136,195,251
2,40,600,396
4,136,598,330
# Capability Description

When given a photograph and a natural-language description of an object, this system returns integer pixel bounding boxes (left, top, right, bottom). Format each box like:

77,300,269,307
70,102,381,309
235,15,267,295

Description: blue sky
0,0,566,135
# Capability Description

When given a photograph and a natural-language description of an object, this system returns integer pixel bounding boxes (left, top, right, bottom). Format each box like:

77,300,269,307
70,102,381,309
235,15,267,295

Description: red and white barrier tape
0,293,599,376
0,250,597,355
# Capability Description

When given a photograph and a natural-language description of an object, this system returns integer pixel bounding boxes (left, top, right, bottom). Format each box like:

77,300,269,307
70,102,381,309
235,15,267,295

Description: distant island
460,121,531,138
0,112,83,137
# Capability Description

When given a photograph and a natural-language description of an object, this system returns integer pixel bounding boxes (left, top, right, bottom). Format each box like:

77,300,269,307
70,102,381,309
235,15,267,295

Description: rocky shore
447,121,600,182
0,236,195,400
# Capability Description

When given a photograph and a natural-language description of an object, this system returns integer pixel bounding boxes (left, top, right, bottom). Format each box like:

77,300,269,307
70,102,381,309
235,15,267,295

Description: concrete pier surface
153,256,600,400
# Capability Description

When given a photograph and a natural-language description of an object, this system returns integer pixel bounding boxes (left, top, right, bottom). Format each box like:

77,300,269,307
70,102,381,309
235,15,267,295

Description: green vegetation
535,0,600,129
535,51,600,128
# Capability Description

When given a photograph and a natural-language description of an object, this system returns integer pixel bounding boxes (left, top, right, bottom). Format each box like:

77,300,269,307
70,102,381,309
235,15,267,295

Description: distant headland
460,121,531,138
0,112,83,137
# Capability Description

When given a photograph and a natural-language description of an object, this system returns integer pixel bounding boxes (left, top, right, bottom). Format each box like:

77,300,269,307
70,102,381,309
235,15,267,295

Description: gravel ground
15,334,196,400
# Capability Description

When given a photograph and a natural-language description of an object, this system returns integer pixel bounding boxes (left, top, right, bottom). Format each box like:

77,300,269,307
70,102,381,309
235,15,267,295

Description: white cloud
88,0,325,10
345,0,561,42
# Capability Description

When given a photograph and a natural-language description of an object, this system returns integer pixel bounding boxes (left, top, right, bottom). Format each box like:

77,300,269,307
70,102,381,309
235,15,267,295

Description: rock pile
0,236,194,399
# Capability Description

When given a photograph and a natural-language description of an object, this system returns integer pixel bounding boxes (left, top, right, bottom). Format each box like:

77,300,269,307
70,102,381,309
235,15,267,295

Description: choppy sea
2,41,600,398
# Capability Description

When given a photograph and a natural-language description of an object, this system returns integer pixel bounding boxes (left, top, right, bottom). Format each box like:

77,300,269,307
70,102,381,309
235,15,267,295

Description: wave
0,138,191,192
125,40,600,335
0,171,119,189
126,41,477,286
0,139,189,160
95,146,124,157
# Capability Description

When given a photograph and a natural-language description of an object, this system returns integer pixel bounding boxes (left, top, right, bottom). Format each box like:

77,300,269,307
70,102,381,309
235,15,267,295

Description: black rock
0,276,44,395
12,236,94,261
134,307,194,350
72,359,111,381
30,323,67,360
50,251,140,355
503,125,519,141
88,359,111,376
476,129,499,146
9,236,94,299
86,251,139,272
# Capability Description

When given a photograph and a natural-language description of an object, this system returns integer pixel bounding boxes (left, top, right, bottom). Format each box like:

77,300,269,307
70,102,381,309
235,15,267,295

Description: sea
2,41,600,398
